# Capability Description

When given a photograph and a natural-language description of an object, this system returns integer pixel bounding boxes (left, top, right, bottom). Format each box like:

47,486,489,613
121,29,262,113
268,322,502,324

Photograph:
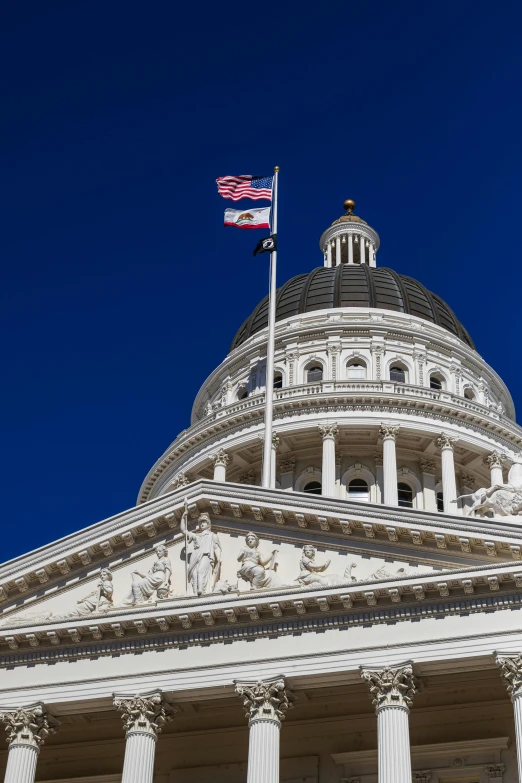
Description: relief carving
181,512,222,595
458,460,522,518
120,545,172,606
237,533,282,589
297,545,342,587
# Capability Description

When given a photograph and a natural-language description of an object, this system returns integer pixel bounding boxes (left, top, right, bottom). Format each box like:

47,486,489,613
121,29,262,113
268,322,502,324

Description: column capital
496,652,522,700
0,702,59,750
360,661,419,713
379,424,399,442
234,675,294,726
212,448,230,468
171,472,190,489
279,456,295,473
483,451,505,469
258,433,280,449
113,690,176,740
436,433,458,451
319,423,339,441
420,459,436,474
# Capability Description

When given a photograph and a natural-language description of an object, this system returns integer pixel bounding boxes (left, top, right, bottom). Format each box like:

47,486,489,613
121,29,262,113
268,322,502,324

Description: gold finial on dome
344,199,356,213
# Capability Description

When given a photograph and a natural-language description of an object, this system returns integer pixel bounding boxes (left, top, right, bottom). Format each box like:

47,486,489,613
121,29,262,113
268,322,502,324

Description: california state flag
224,206,271,229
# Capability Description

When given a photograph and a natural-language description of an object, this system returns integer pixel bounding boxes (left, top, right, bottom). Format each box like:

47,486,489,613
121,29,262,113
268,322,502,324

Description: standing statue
297,545,341,586
457,459,522,518
120,544,172,606
71,568,114,615
237,532,282,590
180,512,222,595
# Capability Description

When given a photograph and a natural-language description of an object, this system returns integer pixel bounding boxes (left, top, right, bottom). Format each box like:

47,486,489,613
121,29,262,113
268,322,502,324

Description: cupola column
114,691,175,783
369,242,376,267
380,424,399,506
436,434,459,514
235,676,293,783
360,663,419,783
326,242,332,268
360,236,366,264
212,449,230,482
496,653,522,783
348,234,354,264
335,235,341,266
483,452,505,486
319,424,339,497
0,702,58,783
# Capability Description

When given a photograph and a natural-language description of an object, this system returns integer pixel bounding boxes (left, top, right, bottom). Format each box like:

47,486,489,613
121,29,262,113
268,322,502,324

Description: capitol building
2,199,522,783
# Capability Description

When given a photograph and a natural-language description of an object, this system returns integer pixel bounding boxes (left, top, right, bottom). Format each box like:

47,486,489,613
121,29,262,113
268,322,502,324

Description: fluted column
235,676,293,783
380,424,399,506
420,460,437,512
319,424,339,497
212,448,230,482
335,235,341,266
484,452,505,486
436,433,459,514
0,703,58,783
360,236,366,264
114,691,175,783
360,662,419,783
348,234,354,264
496,653,522,783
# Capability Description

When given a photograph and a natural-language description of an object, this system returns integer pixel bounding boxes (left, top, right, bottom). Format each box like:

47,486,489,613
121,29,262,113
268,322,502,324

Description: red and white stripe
216,175,272,201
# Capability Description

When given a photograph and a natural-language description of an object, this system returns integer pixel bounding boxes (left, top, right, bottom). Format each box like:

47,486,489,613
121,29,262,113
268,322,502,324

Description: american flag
216,174,273,201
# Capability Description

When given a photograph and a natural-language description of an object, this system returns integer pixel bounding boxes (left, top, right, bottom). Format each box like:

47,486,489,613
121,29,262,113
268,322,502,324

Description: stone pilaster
212,448,230,482
380,424,399,506
360,662,419,783
435,433,459,514
0,703,58,783
496,653,522,783
235,676,294,783
319,424,339,497
114,691,175,783
279,457,295,491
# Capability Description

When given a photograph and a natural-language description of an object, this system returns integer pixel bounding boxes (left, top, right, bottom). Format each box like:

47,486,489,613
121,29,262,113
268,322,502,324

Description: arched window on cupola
429,373,445,390
273,372,283,389
303,481,322,495
390,364,407,383
397,482,414,508
347,359,367,380
237,386,249,401
348,478,369,501
464,387,476,400
306,363,323,383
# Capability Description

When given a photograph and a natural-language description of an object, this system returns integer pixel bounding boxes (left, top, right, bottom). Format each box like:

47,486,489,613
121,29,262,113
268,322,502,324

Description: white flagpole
261,166,279,488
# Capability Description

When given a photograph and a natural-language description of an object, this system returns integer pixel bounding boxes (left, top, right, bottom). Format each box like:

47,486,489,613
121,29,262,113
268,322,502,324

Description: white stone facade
0,200,521,783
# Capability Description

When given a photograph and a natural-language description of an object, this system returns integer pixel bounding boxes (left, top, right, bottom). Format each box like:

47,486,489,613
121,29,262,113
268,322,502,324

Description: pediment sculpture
458,460,522,518
181,512,222,595
237,532,282,589
119,544,172,606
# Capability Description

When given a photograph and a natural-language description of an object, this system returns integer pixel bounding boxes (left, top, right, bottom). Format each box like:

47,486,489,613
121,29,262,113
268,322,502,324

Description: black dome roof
230,265,474,351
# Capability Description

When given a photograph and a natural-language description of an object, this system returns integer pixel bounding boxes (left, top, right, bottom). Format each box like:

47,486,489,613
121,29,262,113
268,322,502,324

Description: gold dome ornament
344,199,356,213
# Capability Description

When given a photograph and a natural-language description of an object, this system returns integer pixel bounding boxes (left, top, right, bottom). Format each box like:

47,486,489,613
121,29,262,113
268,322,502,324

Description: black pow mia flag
253,234,277,256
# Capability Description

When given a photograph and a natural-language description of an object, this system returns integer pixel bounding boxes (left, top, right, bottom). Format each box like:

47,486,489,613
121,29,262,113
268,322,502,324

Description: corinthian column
235,676,294,783
0,702,58,783
114,691,175,783
496,653,522,783
319,424,339,497
360,662,419,783
379,424,399,506
212,448,230,482
483,452,505,487
435,433,459,514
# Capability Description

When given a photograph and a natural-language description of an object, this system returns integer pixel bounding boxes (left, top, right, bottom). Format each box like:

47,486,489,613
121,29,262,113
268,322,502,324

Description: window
397,482,413,508
430,373,444,390
348,478,369,501
437,491,444,512
303,481,322,495
273,372,283,389
464,387,475,400
237,387,248,400
347,361,367,380
307,365,323,383
390,365,406,383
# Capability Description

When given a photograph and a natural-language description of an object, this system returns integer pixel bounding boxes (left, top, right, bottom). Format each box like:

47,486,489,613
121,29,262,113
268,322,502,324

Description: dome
230,265,475,351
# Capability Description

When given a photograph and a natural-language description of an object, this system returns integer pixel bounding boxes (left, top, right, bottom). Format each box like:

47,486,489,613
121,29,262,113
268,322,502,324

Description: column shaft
348,234,354,264
3,745,38,783
369,243,376,267
335,236,341,266
213,463,226,481
437,435,459,513
380,426,399,506
246,719,280,783
319,425,338,497
513,694,522,781
327,243,332,267
121,731,156,783
360,236,365,264
377,707,412,783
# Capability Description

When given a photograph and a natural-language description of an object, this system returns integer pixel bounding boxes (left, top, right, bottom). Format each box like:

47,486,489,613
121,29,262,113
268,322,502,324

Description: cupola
319,199,380,267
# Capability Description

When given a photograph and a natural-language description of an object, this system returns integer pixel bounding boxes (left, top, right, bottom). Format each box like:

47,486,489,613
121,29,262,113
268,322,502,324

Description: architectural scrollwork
234,676,294,725
212,449,230,468
483,451,505,469
113,691,176,739
379,424,399,441
436,433,458,451
318,423,339,440
360,662,419,712
496,652,522,700
0,703,59,749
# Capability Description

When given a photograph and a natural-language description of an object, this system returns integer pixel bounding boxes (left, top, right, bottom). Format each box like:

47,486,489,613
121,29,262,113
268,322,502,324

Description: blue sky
0,0,519,559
